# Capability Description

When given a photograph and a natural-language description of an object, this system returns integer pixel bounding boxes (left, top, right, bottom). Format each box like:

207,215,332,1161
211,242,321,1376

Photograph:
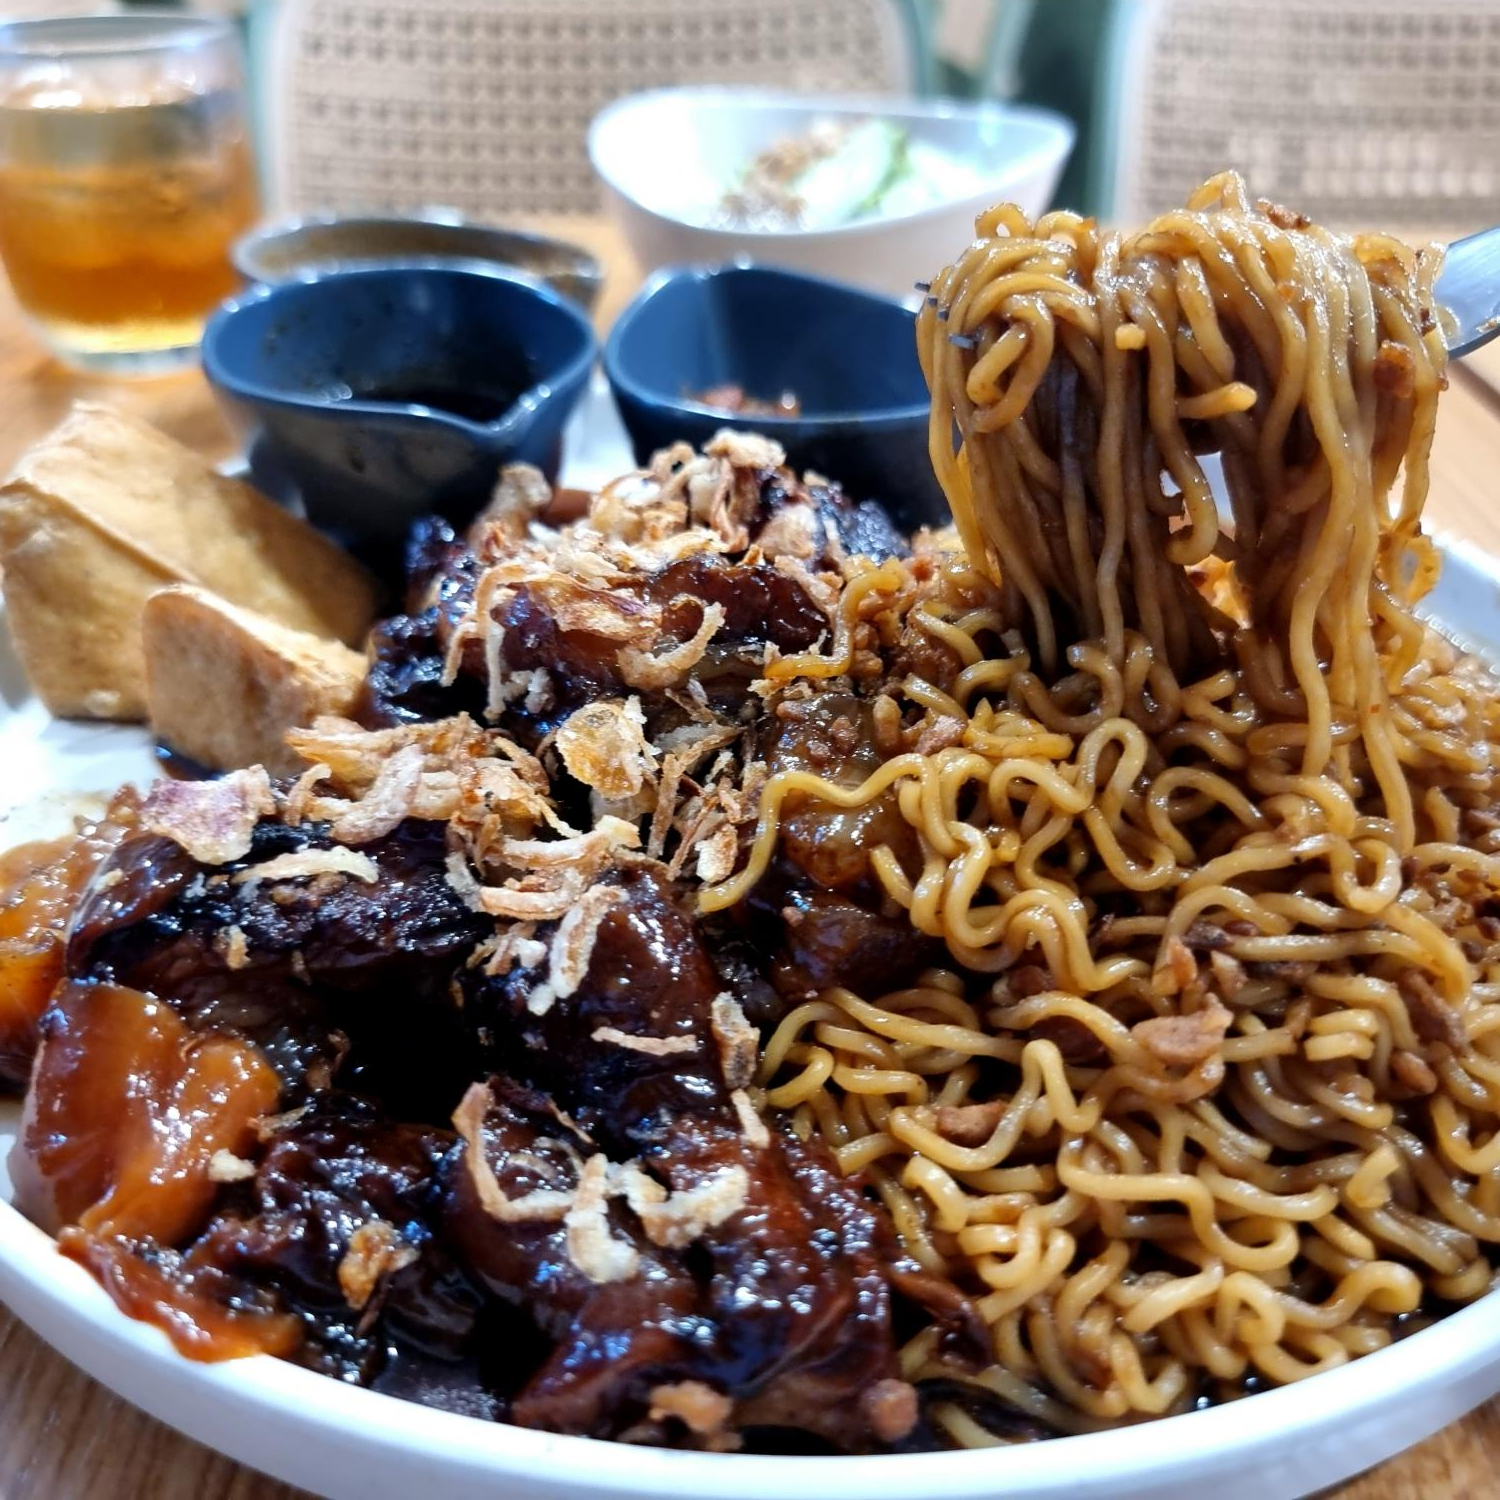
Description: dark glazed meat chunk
745,693,939,1001
463,864,732,1148
363,609,488,728
67,819,492,1114
441,1074,916,1450
196,1094,492,1401
443,1081,703,1437
359,456,908,740
452,864,930,1450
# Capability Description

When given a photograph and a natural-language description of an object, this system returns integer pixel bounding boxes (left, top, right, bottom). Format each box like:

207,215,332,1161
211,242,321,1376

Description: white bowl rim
2,1177,1497,1500
587,85,1076,242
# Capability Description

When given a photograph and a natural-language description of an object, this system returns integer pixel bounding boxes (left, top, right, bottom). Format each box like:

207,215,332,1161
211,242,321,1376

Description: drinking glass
0,12,259,373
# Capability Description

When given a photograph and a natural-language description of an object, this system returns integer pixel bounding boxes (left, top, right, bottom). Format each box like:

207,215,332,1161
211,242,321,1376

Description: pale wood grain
0,212,1497,1500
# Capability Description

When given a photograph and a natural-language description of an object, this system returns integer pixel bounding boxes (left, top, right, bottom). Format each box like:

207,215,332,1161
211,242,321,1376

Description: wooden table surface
3,214,1500,1500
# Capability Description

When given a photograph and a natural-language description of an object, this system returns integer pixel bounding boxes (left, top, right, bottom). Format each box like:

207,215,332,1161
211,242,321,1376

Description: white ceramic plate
3,432,1500,1497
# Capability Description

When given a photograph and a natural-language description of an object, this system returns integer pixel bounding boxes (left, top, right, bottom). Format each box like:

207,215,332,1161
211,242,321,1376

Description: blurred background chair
1014,0,1500,231
138,0,1500,234
248,0,934,218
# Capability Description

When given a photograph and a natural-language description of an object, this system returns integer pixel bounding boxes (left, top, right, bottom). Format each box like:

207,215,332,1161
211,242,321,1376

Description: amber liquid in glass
0,85,258,360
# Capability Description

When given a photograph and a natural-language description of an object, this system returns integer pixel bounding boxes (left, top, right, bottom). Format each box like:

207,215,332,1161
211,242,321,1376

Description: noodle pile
703,174,1500,1441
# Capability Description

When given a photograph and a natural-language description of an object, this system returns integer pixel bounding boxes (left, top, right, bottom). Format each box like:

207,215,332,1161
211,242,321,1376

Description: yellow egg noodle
703,173,1500,1439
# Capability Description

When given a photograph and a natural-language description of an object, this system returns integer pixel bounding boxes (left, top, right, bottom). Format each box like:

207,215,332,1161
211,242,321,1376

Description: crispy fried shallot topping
526,883,627,1016
592,1027,699,1056
564,1152,639,1284
710,994,758,1090
556,698,657,801
338,1220,419,1312
232,847,379,887
452,1083,574,1224
648,1381,735,1438
141,767,275,864
620,1161,750,1249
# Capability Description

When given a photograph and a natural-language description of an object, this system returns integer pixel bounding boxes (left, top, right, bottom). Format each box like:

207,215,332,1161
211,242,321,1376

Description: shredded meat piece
1133,1002,1233,1068
913,713,967,755
1259,197,1311,229
1285,998,1313,1041
935,1100,1004,1146
1153,936,1199,996
1374,339,1417,398
1398,970,1467,1050
1032,1015,1107,1065
871,694,904,755
1182,921,1233,953
1004,964,1053,999
1209,949,1247,998
862,1378,919,1444
1391,1048,1439,1096
1245,958,1317,983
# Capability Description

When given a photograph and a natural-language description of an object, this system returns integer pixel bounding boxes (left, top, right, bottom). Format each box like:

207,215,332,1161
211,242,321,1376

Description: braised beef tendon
362,433,904,742
13,978,298,1360
455,864,919,1449
0,790,140,1085
66,815,490,1115
2,438,956,1451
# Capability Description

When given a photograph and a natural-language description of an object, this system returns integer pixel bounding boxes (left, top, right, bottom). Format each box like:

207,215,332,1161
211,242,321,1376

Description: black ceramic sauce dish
603,264,946,531
202,265,597,564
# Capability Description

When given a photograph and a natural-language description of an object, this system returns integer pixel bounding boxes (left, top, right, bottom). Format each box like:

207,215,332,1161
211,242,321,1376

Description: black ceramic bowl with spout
202,265,597,558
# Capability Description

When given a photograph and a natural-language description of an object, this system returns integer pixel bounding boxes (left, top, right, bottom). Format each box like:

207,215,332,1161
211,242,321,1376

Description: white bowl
588,87,1074,300
4,531,1500,1500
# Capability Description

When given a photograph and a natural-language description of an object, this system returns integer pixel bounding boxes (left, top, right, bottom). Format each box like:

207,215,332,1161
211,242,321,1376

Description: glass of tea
0,13,259,373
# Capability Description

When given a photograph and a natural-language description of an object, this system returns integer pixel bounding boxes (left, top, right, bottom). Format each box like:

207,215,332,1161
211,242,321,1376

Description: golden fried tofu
142,585,367,777
0,403,377,719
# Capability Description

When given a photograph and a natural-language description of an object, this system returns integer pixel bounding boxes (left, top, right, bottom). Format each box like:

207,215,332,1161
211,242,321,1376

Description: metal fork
1439,227,1500,358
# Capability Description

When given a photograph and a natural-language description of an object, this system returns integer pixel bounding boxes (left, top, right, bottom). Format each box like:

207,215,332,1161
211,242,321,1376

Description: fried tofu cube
0,403,377,719
142,585,367,777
